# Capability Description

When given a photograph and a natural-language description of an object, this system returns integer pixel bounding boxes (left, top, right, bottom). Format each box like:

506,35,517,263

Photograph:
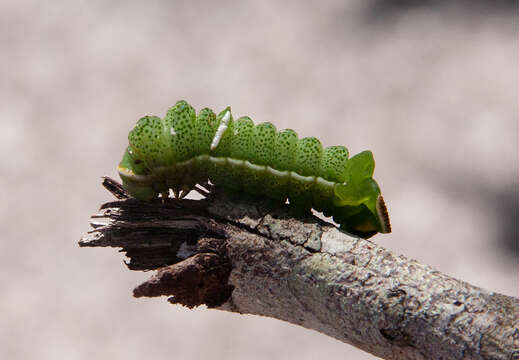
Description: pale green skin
118,100,391,238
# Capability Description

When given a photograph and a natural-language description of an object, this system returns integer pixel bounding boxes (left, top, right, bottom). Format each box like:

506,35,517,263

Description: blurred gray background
2,1,519,359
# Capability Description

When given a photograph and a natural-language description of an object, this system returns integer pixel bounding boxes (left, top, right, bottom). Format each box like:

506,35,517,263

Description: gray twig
80,177,519,360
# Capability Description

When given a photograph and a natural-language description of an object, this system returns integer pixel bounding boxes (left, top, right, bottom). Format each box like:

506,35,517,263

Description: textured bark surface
80,178,519,360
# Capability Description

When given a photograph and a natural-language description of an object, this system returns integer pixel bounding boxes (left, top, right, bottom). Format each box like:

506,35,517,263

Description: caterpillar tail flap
332,150,391,235
333,180,391,235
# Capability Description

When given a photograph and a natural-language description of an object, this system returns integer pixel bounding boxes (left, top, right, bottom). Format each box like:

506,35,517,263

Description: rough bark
79,177,519,360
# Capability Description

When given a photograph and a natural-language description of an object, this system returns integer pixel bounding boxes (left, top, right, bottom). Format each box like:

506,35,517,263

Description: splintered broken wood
79,177,519,360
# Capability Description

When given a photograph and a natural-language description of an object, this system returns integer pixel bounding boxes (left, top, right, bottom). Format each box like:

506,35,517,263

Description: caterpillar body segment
118,100,391,238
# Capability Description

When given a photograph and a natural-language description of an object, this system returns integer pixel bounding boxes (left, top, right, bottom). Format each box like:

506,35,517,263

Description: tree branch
79,177,519,360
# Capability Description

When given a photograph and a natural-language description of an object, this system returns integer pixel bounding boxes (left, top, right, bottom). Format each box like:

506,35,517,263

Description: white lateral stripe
210,110,231,150
227,158,244,167
120,155,337,193
316,177,335,188
245,161,264,173
265,167,289,178
209,157,226,165
289,172,315,184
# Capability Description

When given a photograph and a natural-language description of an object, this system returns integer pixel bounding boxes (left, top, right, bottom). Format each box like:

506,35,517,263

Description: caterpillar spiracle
118,100,391,239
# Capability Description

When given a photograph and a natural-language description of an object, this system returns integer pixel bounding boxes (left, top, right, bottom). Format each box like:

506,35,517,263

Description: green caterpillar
118,100,391,238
